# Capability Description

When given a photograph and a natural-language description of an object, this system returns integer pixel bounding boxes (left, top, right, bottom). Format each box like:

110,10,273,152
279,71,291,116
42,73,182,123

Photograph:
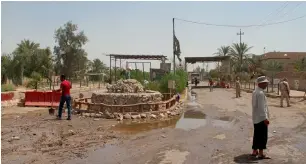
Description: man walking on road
56,75,72,120
209,78,214,92
235,76,241,98
251,76,270,159
279,78,290,107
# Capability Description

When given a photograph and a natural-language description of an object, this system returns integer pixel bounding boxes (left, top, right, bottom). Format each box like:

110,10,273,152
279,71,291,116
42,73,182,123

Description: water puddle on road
113,91,235,134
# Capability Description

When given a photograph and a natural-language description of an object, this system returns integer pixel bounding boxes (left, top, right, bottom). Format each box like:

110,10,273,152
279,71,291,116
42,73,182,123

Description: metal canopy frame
184,56,231,74
184,56,230,63
107,54,167,83
127,62,152,81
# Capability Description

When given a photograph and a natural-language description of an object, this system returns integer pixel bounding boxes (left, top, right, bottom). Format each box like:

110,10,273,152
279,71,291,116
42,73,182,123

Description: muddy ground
2,88,306,164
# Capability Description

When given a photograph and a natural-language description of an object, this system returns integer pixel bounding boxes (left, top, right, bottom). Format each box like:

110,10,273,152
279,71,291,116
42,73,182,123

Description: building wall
275,71,306,91
264,58,295,71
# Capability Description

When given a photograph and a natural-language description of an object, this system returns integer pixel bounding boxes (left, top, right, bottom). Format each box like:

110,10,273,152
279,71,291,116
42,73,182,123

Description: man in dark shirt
56,75,72,120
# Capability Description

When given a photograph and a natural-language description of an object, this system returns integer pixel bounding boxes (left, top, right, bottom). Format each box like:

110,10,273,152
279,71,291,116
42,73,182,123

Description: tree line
1,21,107,87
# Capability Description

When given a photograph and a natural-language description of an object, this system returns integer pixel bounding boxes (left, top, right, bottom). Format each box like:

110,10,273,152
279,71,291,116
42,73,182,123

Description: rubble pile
106,79,144,93
91,79,162,107
91,92,163,105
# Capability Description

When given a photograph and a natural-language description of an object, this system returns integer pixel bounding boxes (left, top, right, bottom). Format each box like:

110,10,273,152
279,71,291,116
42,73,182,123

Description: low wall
1,92,15,101
73,95,178,119
275,72,306,91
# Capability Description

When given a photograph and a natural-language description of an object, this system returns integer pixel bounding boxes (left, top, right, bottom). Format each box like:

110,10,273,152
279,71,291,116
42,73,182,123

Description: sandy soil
1,109,121,164
2,88,306,164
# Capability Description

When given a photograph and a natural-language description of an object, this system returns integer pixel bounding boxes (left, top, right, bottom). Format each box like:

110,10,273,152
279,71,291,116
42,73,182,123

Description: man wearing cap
279,78,290,107
251,76,270,159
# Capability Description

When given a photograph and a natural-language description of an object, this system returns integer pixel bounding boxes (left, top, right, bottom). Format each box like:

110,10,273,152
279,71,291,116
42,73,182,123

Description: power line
255,2,290,29
174,14,306,28
227,2,289,43
274,2,303,21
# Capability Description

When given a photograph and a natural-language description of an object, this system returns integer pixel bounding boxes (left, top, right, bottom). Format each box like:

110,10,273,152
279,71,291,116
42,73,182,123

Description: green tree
92,59,106,73
88,59,107,81
229,43,253,73
13,39,40,84
1,54,12,84
214,46,230,56
294,57,306,72
247,55,264,78
53,21,88,78
214,46,230,73
263,60,283,91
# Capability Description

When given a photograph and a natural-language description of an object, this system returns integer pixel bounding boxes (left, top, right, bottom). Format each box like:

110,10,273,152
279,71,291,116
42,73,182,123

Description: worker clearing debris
54,74,72,120
279,78,291,107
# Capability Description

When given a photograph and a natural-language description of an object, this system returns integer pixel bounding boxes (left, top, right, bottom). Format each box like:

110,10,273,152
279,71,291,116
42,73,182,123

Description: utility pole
172,18,176,75
237,29,244,44
237,29,244,72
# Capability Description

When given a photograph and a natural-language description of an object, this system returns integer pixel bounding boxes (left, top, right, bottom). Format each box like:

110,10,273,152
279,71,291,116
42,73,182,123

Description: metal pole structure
135,63,138,77
109,55,112,84
149,62,152,80
173,18,176,75
114,58,117,82
237,29,244,72
120,59,122,68
142,62,145,80
127,61,129,79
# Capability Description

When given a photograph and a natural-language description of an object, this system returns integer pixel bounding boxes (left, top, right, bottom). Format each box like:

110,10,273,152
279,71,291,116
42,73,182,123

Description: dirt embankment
1,110,121,164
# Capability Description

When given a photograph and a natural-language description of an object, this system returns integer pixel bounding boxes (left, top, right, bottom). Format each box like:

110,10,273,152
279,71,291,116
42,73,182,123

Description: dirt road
2,88,306,164
67,88,306,164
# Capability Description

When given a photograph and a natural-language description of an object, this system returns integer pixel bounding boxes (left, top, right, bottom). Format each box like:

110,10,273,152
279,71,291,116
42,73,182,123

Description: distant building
260,52,306,72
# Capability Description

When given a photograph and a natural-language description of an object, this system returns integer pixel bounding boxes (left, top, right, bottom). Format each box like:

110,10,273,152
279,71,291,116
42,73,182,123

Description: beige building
260,52,306,72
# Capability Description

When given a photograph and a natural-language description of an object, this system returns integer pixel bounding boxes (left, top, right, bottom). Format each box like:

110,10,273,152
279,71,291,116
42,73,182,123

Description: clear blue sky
1,1,306,71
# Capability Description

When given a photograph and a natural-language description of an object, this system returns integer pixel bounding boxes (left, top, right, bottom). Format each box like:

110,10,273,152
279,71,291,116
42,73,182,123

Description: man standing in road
235,76,241,98
56,75,72,120
251,76,270,159
209,78,214,92
279,78,290,107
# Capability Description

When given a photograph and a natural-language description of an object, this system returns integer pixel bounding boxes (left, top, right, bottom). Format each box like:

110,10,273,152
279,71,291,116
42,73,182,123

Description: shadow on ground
233,154,259,163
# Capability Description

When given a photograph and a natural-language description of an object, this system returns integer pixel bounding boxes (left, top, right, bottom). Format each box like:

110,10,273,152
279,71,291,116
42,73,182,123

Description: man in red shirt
56,75,72,120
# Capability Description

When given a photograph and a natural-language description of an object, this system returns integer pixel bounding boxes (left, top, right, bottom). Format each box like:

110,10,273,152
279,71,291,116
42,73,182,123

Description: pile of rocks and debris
76,101,184,121
91,92,163,105
106,79,144,93
91,79,163,106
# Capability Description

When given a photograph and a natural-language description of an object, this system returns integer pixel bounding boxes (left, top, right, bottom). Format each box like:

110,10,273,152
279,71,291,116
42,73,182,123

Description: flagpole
173,18,176,75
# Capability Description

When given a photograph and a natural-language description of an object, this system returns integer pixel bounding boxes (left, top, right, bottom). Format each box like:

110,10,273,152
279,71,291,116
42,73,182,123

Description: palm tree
14,39,40,84
262,60,283,91
1,54,12,84
247,55,264,78
229,43,254,74
92,59,106,73
294,57,306,72
214,46,230,56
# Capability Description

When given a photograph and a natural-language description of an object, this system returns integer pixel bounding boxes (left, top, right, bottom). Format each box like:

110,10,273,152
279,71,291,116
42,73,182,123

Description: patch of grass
146,81,160,91
1,84,16,92
159,69,188,93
